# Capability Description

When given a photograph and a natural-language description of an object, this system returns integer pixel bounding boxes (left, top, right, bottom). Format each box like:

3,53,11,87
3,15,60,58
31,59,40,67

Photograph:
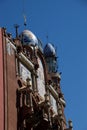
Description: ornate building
0,28,73,130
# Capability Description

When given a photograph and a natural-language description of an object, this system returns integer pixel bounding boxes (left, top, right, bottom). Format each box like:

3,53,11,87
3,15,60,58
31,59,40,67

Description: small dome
20,30,38,46
44,43,56,57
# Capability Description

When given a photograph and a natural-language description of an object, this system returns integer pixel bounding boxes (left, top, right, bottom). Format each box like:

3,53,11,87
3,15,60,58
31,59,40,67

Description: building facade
0,28,73,130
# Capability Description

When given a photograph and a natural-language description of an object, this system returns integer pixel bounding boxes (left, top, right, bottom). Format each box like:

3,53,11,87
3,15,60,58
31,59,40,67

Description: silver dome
20,30,38,46
44,43,56,57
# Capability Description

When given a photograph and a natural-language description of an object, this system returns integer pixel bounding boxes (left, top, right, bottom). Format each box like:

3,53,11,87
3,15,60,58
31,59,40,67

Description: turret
44,43,57,73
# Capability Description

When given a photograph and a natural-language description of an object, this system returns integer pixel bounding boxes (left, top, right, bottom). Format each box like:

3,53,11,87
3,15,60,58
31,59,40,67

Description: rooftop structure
0,27,73,130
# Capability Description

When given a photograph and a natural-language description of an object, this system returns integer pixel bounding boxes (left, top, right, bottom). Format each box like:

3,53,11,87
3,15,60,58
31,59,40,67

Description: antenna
14,24,19,38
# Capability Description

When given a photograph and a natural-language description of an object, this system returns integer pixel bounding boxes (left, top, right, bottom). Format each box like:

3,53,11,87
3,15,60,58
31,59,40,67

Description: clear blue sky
0,0,87,130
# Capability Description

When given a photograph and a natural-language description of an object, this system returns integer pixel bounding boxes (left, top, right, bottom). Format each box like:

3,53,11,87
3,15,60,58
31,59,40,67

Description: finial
23,14,27,26
46,35,49,43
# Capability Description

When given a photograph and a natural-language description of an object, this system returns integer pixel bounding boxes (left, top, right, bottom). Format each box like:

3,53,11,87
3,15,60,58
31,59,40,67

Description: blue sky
0,0,87,130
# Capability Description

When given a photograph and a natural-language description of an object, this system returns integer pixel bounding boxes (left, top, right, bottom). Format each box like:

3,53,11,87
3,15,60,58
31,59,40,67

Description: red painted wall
0,28,4,130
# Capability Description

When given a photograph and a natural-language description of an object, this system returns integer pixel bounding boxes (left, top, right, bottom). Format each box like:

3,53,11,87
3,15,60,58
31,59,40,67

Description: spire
23,14,27,26
22,0,27,27
46,35,49,43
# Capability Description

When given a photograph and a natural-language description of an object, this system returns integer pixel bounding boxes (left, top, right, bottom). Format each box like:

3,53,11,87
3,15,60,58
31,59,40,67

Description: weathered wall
0,28,4,130
5,37,18,130
0,29,18,130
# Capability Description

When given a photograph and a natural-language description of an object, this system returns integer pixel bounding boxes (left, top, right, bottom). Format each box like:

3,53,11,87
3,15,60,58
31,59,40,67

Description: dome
44,43,56,57
20,30,38,46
